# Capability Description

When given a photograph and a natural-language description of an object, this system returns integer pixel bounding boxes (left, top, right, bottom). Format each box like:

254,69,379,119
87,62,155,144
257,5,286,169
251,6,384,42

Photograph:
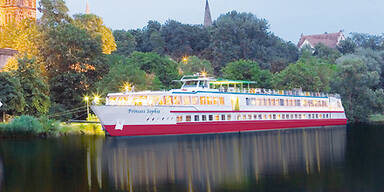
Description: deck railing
218,87,340,98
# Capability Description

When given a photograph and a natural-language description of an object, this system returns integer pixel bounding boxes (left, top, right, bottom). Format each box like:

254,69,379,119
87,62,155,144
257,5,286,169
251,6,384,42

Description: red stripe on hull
103,119,347,136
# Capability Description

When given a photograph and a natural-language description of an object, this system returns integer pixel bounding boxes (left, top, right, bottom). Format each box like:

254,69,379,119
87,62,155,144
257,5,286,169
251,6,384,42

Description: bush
3,115,43,135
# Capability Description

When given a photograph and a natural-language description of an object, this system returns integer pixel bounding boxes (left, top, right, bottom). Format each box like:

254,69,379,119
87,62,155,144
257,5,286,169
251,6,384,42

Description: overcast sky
46,0,384,43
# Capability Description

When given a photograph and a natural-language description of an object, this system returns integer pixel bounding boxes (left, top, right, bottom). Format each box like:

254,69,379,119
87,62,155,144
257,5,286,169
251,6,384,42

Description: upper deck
104,74,344,111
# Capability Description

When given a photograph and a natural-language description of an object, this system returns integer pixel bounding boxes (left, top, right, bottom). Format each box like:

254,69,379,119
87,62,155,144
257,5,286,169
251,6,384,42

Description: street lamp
84,96,90,119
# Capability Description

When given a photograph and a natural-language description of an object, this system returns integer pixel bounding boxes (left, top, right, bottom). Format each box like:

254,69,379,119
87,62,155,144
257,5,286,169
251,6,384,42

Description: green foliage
313,43,341,63
96,54,162,94
0,73,25,115
210,11,298,74
338,38,357,54
113,30,137,56
12,57,50,116
332,56,380,122
179,56,213,75
273,57,335,92
350,33,384,51
128,52,180,88
73,14,116,54
222,60,273,88
38,0,71,26
1,115,43,135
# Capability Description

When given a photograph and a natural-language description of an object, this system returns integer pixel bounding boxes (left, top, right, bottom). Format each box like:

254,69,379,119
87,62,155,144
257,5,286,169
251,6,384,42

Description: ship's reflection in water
89,126,346,191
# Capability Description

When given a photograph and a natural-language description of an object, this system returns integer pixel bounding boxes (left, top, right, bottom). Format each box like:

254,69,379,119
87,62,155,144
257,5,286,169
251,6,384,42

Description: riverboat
91,74,347,136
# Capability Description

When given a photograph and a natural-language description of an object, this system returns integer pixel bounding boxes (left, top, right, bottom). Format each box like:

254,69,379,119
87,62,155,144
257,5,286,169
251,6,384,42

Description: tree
38,0,71,26
273,57,335,92
313,43,341,63
350,33,384,51
127,52,180,88
179,56,213,75
332,56,381,122
73,14,117,54
113,30,137,56
12,57,50,116
96,55,162,94
222,60,273,88
338,38,357,54
210,11,298,74
0,73,25,116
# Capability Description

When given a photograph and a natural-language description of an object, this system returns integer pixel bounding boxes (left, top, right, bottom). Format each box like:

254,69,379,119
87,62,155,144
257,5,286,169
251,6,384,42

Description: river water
0,124,383,191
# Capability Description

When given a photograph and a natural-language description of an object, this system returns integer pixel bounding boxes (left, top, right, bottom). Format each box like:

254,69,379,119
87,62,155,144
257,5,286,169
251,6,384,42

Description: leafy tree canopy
73,14,117,54
179,56,213,75
273,56,335,92
222,60,273,88
0,73,25,115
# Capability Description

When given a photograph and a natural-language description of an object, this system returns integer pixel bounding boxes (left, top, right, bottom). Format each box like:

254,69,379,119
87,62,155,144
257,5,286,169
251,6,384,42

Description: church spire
85,0,90,14
204,0,212,27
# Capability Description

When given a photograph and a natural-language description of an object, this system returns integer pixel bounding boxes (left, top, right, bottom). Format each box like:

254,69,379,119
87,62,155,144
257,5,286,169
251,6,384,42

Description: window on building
192,96,199,105
273,114,276,119
215,115,220,121
209,115,213,121
227,114,232,120
194,115,199,121
183,96,191,105
221,114,226,120
186,115,191,122
176,116,183,122
202,115,207,121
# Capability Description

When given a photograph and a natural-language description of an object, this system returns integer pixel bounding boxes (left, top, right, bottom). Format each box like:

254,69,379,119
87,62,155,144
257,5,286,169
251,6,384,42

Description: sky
42,0,384,43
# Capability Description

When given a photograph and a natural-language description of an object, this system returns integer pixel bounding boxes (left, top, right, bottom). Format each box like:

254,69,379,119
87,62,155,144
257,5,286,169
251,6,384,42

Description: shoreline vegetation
0,116,104,138
2,0,384,137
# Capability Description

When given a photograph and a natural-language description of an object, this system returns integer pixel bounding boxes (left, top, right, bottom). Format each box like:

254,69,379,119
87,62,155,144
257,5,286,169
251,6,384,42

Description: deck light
182,56,188,63
93,95,100,104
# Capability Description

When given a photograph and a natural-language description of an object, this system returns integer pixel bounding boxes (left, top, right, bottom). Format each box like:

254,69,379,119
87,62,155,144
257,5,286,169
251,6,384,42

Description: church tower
204,0,212,27
0,0,36,28
85,0,90,14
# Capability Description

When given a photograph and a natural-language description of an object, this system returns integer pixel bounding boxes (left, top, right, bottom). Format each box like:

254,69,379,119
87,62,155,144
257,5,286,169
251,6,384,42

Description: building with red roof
297,31,345,49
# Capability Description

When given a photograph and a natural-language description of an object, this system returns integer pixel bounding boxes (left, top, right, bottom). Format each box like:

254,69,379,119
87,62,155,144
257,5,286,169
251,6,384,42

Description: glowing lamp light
84,96,89,102
201,71,207,77
182,56,189,63
93,95,100,104
122,82,132,92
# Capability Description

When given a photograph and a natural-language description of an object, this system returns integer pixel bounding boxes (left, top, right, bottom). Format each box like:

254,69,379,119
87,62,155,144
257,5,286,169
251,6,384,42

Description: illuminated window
192,96,199,105
183,96,191,105
200,96,207,105
165,96,173,105
194,115,199,121
209,115,213,121
243,114,247,120
207,97,213,105
186,115,191,122
227,114,232,120
237,115,241,120
219,97,225,105
176,116,182,122
268,114,272,119
248,114,252,120
215,115,220,121
213,97,219,105
173,96,182,105
277,114,281,119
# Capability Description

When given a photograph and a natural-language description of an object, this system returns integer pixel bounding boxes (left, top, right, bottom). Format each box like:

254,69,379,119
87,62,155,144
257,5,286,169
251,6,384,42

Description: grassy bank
368,114,384,123
0,115,104,137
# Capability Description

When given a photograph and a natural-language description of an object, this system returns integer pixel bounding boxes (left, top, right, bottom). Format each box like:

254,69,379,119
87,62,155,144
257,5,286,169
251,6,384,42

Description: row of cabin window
159,96,225,105
246,98,328,107
108,95,225,106
176,113,330,122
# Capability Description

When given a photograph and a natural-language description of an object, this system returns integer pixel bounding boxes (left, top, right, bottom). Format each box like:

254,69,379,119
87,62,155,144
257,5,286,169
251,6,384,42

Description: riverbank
0,115,104,138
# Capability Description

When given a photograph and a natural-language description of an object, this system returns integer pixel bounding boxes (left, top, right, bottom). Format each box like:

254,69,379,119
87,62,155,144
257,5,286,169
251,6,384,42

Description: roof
212,78,257,84
297,32,344,49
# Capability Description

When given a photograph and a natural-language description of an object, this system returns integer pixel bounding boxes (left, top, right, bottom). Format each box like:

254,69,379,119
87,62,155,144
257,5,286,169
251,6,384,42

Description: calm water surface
0,124,383,192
